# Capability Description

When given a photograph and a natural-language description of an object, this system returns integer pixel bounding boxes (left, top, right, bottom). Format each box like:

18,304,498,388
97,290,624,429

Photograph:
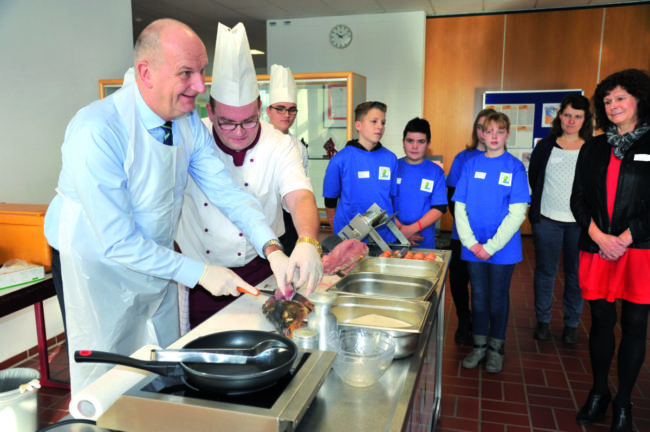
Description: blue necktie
161,121,173,146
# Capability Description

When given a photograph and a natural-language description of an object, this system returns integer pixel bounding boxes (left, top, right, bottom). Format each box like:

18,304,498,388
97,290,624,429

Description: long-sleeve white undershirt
455,202,528,256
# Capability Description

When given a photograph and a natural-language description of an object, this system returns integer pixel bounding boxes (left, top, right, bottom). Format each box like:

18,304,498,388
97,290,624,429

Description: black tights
589,299,650,406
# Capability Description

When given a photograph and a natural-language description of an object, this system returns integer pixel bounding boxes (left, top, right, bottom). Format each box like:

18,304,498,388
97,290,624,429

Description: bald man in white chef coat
176,23,322,328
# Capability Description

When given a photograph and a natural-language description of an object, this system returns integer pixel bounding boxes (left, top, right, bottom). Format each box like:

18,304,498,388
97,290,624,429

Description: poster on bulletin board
483,89,583,169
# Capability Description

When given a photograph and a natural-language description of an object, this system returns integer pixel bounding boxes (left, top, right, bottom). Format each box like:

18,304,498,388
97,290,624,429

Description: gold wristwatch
296,237,322,256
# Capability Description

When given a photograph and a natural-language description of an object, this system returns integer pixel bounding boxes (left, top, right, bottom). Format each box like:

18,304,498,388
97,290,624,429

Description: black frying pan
75,330,297,394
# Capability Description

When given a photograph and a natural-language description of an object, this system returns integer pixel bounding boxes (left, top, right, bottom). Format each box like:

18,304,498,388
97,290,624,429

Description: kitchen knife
237,286,259,296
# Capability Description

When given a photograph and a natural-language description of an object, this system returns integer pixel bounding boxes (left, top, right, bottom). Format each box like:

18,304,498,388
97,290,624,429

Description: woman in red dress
571,68,650,432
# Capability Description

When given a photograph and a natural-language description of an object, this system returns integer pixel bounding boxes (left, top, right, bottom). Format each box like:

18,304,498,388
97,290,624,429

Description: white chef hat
269,64,297,105
210,22,259,106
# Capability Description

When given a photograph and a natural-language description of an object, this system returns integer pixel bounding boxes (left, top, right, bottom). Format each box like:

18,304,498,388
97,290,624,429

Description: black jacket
570,130,650,252
527,135,560,224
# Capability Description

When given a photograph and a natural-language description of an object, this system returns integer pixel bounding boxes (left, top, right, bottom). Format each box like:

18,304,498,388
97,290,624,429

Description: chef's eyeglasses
269,105,298,115
216,117,259,131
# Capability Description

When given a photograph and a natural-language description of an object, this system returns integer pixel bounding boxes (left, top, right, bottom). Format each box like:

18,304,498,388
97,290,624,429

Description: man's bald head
134,18,198,66
133,18,208,121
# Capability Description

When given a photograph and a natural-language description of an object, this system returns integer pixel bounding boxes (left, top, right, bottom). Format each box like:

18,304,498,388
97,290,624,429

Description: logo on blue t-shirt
378,166,391,180
420,178,434,192
499,172,512,186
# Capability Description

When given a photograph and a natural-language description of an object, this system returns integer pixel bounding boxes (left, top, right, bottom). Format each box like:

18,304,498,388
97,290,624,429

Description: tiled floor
7,235,650,430
437,235,650,432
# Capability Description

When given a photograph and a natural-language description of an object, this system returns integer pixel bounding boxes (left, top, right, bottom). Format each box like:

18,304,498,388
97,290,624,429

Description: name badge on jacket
358,171,370,178
634,154,650,161
378,166,391,180
499,172,512,186
474,171,486,179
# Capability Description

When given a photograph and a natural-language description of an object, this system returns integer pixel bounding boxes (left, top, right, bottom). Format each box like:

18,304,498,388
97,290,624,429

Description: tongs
151,340,289,365
152,348,290,367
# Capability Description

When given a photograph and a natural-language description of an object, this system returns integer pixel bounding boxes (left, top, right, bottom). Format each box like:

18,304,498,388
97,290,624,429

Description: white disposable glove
288,242,323,296
267,250,291,295
198,265,257,297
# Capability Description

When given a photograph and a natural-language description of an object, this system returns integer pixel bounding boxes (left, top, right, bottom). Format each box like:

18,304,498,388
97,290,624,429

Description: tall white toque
269,64,297,105
210,22,259,107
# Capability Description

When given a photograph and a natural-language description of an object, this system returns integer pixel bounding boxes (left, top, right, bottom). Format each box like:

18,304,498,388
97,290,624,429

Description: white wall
0,0,134,205
0,0,133,362
266,11,426,157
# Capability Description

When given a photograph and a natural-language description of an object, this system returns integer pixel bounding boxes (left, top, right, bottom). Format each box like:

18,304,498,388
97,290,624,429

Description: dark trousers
532,218,582,326
50,247,67,335
448,239,471,321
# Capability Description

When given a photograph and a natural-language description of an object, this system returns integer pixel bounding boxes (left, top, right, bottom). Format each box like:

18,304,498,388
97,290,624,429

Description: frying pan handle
74,350,179,376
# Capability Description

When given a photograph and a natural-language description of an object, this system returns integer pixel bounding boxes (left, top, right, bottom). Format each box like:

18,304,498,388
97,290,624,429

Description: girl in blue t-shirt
452,112,530,373
446,108,496,344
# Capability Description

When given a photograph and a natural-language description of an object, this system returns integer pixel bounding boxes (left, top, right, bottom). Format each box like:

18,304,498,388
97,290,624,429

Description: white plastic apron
59,83,190,395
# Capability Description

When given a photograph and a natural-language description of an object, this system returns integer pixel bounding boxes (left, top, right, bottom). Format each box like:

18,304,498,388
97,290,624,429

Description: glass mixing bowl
332,328,395,387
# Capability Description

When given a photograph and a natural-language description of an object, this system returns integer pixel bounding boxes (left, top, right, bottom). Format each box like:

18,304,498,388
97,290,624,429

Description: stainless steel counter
298,249,449,432
91,250,449,432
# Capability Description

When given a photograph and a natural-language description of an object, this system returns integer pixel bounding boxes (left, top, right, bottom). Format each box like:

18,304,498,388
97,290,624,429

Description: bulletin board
483,89,582,169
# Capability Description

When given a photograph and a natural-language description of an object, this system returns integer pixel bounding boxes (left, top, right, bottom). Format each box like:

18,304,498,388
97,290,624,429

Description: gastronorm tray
327,272,435,301
332,295,430,333
331,295,432,358
349,255,443,282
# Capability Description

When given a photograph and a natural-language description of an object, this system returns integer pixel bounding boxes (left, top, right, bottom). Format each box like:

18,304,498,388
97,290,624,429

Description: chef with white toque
176,23,323,329
266,65,308,170
266,64,310,255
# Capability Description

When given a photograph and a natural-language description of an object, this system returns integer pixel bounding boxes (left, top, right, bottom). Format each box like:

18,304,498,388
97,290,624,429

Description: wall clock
329,24,352,49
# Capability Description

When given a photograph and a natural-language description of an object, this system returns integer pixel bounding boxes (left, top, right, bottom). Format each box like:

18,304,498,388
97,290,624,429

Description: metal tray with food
349,255,443,282
331,295,432,358
327,272,435,301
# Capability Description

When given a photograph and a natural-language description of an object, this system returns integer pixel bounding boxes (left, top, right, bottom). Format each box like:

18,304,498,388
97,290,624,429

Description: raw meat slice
321,239,369,275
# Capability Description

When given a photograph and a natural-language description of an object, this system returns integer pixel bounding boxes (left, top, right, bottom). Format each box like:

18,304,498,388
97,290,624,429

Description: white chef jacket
176,120,313,267
289,132,309,174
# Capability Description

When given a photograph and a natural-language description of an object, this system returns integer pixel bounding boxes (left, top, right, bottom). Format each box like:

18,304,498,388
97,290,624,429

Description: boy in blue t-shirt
323,101,398,242
393,117,447,249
